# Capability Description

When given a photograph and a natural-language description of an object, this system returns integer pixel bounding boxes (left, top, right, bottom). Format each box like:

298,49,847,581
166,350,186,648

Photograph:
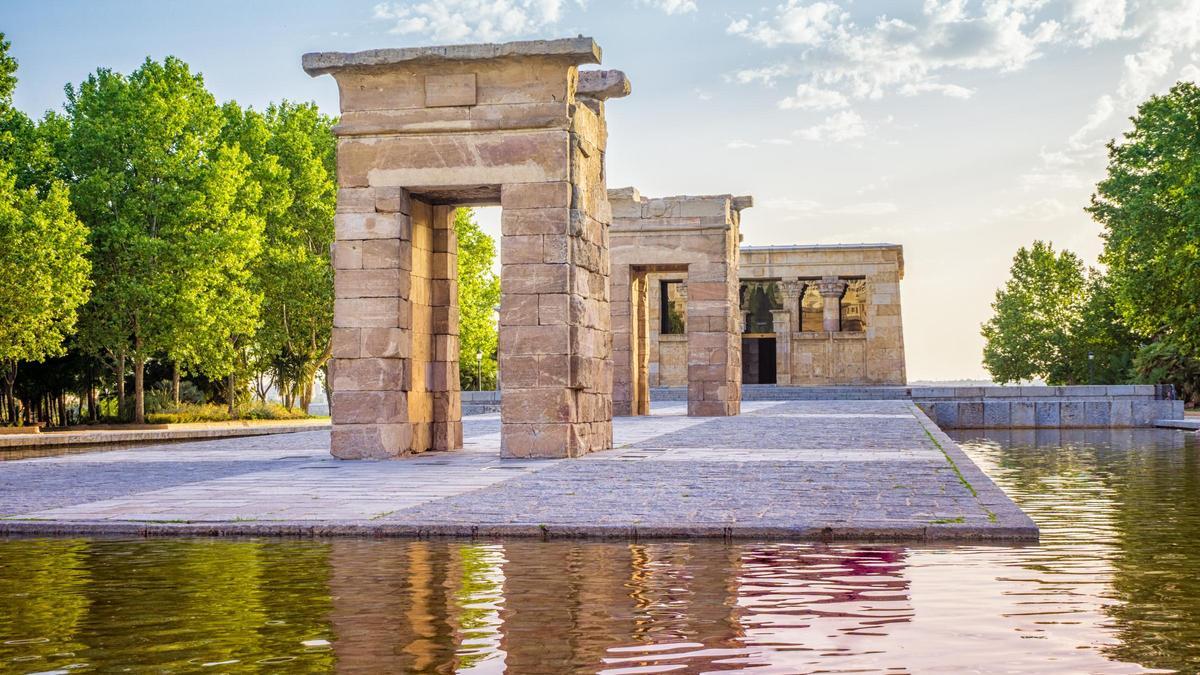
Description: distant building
646,243,907,386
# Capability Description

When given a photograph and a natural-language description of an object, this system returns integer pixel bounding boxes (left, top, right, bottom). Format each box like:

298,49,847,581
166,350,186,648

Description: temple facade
645,243,907,387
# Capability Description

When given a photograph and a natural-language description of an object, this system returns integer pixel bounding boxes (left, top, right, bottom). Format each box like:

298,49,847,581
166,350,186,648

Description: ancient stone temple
644,244,907,387
609,188,750,417
305,38,628,459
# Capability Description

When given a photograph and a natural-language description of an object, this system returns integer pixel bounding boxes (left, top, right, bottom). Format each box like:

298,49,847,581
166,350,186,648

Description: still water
1,429,1198,673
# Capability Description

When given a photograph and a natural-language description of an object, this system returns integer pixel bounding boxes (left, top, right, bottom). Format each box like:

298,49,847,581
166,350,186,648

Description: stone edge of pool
0,520,1038,541
0,403,1040,543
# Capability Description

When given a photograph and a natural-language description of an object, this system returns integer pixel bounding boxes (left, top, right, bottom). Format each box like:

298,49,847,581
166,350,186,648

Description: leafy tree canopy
455,208,500,389
1089,81,1200,358
982,241,1088,384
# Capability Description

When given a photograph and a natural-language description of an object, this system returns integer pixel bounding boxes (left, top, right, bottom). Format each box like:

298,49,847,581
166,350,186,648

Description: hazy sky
3,0,1198,381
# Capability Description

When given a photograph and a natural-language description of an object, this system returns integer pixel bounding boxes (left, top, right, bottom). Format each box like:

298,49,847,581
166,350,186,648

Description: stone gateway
305,38,629,459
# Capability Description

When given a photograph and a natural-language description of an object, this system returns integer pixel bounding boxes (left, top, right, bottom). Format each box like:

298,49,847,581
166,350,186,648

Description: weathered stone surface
314,37,620,459
578,69,631,100
302,37,601,76
425,73,477,107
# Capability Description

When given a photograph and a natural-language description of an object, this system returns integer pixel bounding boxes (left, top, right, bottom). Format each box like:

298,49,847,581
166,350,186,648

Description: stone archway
609,188,751,417
305,38,629,459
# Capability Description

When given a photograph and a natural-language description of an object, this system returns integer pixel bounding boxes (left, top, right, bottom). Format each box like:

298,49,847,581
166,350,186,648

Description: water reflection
1,428,1198,673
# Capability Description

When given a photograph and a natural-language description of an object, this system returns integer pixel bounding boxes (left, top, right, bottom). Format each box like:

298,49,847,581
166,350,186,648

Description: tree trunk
320,363,332,418
228,372,237,418
117,352,127,421
133,356,145,424
172,362,181,406
88,381,98,423
300,375,314,414
2,361,16,426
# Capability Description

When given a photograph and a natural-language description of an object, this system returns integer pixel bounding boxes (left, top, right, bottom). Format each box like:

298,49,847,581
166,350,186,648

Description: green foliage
1089,81,1200,360
146,401,310,425
0,176,92,367
1057,271,1141,384
1133,339,1200,405
982,241,1088,384
455,208,500,389
234,101,336,409
64,56,263,421
0,34,91,425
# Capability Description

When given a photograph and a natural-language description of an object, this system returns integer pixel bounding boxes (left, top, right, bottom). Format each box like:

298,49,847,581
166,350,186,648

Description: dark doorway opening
742,337,776,384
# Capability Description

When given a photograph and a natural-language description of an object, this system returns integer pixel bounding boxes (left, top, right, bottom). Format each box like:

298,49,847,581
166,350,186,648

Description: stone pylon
305,38,628,458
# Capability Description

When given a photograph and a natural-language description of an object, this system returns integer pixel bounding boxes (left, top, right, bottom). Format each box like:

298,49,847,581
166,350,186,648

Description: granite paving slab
0,400,1037,541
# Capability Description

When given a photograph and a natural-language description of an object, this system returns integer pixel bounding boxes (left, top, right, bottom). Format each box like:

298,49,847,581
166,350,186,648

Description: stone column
610,264,633,416
781,279,802,334
330,187,415,459
817,277,847,333
634,273,651,415
429,205,462,451
771,308,792,385
497,84,615,457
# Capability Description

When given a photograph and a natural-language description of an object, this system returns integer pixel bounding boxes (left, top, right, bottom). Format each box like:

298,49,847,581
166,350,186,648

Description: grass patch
929,516,966,524
914,411,1003,524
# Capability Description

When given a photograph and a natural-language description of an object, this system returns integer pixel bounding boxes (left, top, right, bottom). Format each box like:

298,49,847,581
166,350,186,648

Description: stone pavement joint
0,400,1037,541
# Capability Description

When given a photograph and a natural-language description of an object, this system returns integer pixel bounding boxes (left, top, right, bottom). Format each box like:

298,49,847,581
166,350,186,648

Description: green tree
455,208,500,389
1089,81,1200,360
0,33,91,425
1059,271,1141,385
258,102,335,411
219,100,335,411
981,241,1087,384
65,56,261,422
0,175,92,425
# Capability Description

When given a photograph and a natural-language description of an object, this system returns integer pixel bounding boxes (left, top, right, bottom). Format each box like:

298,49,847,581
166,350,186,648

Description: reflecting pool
1,428,1198,673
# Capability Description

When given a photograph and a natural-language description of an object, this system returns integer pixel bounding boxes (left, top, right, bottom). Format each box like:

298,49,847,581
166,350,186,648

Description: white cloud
372,0,571,42
765,137,795,145
726,139,758,149
779,83,850,109
731,64,792,87
795,109,868,142
640,0,697,15
1068,0,1129,46
728,2,849,47
728,0,1060,108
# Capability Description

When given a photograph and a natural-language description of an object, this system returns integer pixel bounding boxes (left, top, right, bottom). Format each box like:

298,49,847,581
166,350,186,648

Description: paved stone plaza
0,400,1036,540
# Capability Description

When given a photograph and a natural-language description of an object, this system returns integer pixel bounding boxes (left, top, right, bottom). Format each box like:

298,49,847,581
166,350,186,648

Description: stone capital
817,277,847,298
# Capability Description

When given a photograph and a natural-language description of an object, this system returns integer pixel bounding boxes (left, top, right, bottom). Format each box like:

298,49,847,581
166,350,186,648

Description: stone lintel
578,70,632,100
608,187,752,229
303,38,601,76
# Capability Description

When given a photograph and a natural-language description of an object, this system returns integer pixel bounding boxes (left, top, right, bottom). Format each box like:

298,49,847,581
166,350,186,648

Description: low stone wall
463,390,501,415
912,385,1183,429
470,385,1185,428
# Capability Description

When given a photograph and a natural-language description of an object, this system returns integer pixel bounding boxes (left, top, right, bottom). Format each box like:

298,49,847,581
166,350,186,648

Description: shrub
1133,340,1200,406
145,402,311,424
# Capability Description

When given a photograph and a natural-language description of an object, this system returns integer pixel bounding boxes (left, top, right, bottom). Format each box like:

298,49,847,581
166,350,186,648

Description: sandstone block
361,328,409,358
336,212,409,240
335,268,409,299
331,357,406,391
502,208,570,236
332,390,408,424
331,328,361,359
334,297,403,328
501,182,571,210
332,241,363,270
502,388,575,423
331,423,412,459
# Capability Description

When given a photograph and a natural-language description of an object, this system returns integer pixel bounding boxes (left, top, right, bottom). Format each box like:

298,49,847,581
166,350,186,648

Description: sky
3,0,1199,381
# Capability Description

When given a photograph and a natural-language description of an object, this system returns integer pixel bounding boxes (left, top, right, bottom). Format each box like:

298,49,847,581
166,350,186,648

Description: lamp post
1088,351,1095,385
476,350,483,391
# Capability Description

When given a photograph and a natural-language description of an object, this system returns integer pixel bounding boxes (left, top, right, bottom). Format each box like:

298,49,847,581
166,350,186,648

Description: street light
476,350,483,391
1088,351,1095,385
